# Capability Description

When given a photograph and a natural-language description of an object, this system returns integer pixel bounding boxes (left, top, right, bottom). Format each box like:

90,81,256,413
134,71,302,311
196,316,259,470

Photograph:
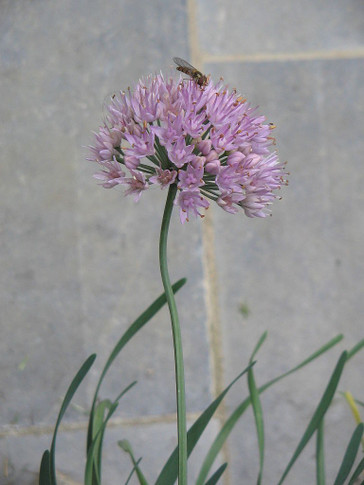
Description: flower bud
124,156,140,169
205,159,221,174
197,139,212,155
205,150,219,162
227,151,245,165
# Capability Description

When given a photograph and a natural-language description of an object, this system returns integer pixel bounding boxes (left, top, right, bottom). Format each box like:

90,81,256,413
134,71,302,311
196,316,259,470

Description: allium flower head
89,71,288,223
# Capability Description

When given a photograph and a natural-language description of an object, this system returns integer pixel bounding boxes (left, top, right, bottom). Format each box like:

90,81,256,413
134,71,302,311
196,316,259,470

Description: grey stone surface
209,58,364,482
196,0,364,56
74,185,212,418
1,0,363,483
0,0,211,430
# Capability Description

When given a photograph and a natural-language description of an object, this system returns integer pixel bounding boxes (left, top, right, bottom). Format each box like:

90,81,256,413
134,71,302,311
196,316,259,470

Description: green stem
159,183,187,485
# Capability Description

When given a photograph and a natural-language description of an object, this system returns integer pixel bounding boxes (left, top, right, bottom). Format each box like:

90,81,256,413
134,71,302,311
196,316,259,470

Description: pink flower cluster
89,73,287,223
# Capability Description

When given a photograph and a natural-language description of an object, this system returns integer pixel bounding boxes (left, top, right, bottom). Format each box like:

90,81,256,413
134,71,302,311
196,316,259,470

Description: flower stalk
159,183,187,485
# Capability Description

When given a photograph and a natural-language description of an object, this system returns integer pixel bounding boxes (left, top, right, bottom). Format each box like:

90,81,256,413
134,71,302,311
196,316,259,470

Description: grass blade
347,338,364,360
248,332,267,485
87,279,186,452
348,457,364,485
248,366,264,485
85,401,119,484
262,335,344,392
354,399,364,408
125,457,144,485
118,440,149,485
89,399,113,484
48,354,96,484
316,418,325,485
39,450,51,485
342,392,363,435
85,382,137,485
154,363,254,485
250,331,268,361
277,351,347,485
195,398,250,485
204,463,228,485
333,423,364,485
196,335,343,485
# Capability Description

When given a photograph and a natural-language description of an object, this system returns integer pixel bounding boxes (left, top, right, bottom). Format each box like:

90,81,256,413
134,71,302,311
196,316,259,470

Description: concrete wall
1,1,363,483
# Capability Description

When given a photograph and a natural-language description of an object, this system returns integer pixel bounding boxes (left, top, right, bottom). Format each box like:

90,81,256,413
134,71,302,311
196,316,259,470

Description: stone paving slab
0,0,212,431
75,188,212,419
208,57,364,481
196,0,364,56
209,57,364,384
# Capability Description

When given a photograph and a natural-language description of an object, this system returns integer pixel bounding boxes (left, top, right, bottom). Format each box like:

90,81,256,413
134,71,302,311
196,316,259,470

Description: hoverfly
173,57,208,87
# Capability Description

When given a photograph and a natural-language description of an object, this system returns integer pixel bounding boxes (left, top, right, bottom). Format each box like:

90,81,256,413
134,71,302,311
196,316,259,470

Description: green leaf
333,423,364,485
348,457,364,485
48,354,96,484
347,338,364,361
250,331,268,362
87,278,186,452
248,366,264,485
204,463,228,485
262,335,344,392
85,401,119,484
249,333,267,485
196,400,250,485
247,332,267,485
89,399,114,484
92,399,112,438
85,382,137,485
277,351,347,485
125,457,144,485
118,440,149,485
196,335,343,485
154,363,254,485
39,450,51,485
316,419,325,485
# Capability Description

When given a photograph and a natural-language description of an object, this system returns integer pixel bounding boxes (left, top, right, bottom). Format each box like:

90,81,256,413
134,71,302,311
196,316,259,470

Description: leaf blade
277,352,348,485
49,354,96,483
348,457,364,485
118,440,149,485
248,332,266,485
125,457,144,485
85,401,119,484
204,463,228,485
85,382,137,485
347,338,364,361
333,423,364,485
39,450,52,485
248,366,264,485
316,419,325,485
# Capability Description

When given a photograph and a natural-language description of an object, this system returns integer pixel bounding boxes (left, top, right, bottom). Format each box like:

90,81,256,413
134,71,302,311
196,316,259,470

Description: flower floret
176,189,210,224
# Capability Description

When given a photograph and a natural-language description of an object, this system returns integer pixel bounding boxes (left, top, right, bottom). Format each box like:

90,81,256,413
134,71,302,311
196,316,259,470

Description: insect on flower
173,57,208,87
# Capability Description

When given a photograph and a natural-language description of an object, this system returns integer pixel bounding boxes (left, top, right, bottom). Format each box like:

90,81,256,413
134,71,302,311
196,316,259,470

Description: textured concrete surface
197,0,364,56
1,0,363,484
